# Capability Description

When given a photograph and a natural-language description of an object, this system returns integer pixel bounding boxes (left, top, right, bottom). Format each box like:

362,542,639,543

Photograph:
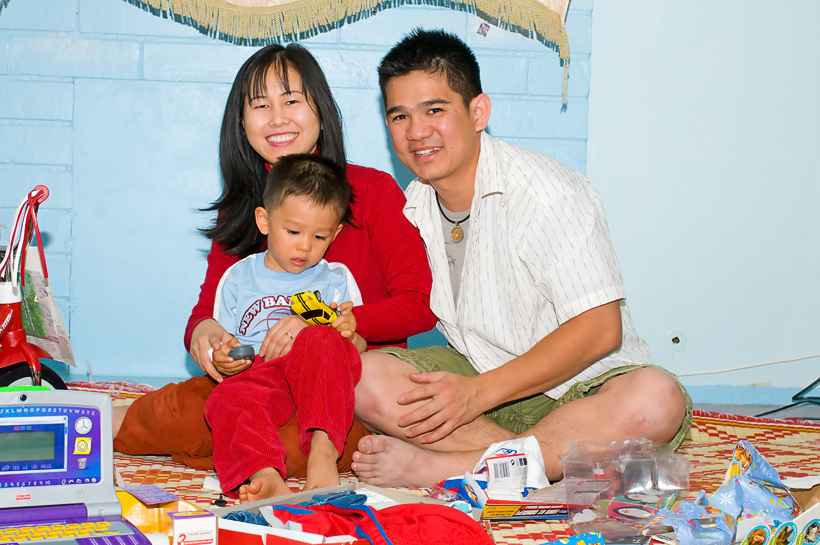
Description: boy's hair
378,28,482,107
264,154,352,225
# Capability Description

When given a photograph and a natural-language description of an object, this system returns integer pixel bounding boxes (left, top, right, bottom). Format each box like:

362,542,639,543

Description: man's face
384,70,487,190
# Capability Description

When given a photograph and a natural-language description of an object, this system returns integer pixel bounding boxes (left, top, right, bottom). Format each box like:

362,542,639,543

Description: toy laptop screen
0,400,102,488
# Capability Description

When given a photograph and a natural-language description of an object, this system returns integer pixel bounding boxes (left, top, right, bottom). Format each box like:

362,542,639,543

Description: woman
113,44,436,477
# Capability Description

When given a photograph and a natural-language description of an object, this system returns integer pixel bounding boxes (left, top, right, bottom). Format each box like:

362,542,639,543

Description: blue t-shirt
213,253,362,351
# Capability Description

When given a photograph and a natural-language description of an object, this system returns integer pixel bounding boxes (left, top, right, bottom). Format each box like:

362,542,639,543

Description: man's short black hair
378,28,482,107
264,154,352,225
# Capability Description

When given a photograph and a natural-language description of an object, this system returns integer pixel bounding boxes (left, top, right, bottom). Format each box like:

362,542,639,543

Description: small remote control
228,345,255,360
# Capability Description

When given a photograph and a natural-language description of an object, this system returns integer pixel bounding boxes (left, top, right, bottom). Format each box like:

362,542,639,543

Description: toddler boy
204,154,365,502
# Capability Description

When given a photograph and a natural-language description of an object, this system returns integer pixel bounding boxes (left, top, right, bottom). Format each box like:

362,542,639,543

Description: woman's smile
266,132,299,146
243,68,321,164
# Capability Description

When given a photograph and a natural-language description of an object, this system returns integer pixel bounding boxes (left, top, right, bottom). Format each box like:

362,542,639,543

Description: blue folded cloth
298,490,367,508
219,490,367,529
223,511,269,526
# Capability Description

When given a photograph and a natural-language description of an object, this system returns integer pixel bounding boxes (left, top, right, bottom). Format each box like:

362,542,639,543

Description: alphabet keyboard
0,521,144,544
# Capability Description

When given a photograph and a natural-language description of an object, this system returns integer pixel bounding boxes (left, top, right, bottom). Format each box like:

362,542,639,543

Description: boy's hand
190,319,234,382
331,302,366,353
330,301,357,338
211,337,253,377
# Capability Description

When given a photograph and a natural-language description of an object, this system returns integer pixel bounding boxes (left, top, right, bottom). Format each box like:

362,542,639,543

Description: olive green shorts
374,345,693,450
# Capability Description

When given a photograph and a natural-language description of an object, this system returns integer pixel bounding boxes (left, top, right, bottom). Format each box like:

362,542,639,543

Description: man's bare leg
352,351,515,486
526,367,687,477
304,430,341,490
354,351,514,452
353,360,687,487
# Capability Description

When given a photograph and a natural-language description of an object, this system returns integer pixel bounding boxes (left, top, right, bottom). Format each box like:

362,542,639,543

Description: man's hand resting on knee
397,371,488,444
391,301,625,445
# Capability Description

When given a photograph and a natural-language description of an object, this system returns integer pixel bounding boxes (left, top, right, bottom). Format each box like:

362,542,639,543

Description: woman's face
243,66,321,165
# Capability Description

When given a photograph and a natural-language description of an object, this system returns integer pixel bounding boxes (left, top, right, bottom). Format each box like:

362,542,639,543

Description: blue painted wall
587,1,820,404
0,0,591,381
6,0,811,405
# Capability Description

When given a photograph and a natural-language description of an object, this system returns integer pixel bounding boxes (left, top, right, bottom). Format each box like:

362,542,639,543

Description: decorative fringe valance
0,0,570,103
123,0,571,103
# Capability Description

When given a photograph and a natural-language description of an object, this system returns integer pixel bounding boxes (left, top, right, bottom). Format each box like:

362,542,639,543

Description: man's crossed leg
351,350,690,488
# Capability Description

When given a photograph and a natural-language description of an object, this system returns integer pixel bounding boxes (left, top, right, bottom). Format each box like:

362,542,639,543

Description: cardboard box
168,511,217,545
735,493,820,545
210,482,453,545
480,501,568,521
117,486,203,540
791,482,820,511
473,478,569,521
217,517,359,545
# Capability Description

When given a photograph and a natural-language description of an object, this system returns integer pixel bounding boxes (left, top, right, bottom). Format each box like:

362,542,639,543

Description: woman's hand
211,337,253,377
190,319,234,382
259,314,309,360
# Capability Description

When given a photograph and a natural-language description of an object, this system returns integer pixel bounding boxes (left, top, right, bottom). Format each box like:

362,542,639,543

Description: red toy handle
26,188,49,280
0,185,53,386
31,185,49,205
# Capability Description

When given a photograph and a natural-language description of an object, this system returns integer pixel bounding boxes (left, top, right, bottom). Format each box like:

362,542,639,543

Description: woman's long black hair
203,44,346,257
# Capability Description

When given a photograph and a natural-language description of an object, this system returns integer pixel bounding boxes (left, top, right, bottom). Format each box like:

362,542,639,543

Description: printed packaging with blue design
640,441,820,545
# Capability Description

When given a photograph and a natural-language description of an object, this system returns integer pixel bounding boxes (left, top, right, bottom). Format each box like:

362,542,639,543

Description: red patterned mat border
68,380,157,398
691,409,820,430
69,383,820,545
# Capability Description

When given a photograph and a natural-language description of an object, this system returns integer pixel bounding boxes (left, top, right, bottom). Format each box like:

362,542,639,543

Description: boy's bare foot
351,435,478,488
304,430,341,490
238,467,292,503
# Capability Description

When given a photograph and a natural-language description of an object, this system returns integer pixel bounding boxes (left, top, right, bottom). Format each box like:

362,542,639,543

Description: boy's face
255,195,343,274
383,70,489,190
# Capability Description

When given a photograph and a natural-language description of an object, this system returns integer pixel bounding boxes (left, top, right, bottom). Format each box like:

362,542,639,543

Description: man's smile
414,147,442,157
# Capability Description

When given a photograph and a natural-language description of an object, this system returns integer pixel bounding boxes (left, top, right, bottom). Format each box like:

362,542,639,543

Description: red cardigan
184,164,437,351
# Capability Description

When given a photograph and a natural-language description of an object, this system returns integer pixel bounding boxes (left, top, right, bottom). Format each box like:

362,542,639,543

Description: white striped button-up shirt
404,132,653,399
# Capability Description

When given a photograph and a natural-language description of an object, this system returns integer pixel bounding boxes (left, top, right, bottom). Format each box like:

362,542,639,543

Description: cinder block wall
0,0,590,379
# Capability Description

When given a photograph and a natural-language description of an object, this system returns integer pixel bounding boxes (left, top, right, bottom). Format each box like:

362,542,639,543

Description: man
351,29,691,488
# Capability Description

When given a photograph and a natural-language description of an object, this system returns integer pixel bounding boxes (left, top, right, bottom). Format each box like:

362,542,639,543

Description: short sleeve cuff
556,286,625,324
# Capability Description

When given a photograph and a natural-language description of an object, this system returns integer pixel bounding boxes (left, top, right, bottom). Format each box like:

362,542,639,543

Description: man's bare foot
304,430,341,490
351,435,478,488
238,467,292,503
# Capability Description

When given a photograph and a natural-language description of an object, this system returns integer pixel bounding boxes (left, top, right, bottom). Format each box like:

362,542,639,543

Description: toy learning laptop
0,388,150,545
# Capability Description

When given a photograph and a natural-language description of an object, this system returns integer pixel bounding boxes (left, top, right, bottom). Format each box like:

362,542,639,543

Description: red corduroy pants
203,325,362,494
